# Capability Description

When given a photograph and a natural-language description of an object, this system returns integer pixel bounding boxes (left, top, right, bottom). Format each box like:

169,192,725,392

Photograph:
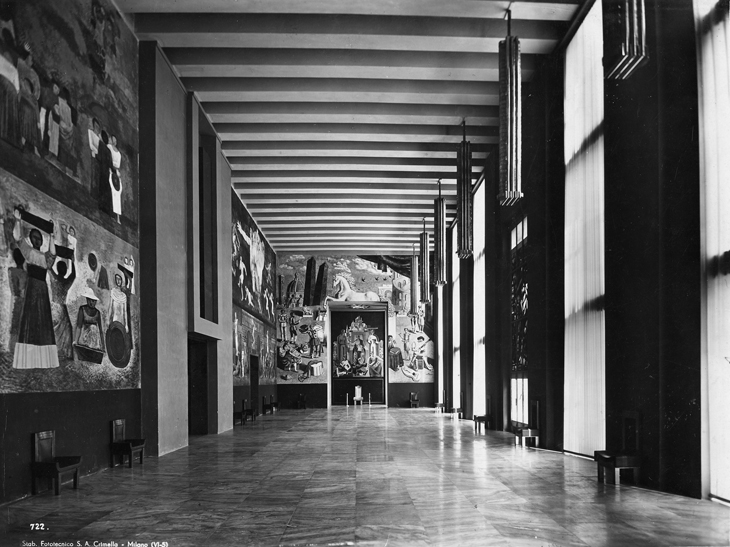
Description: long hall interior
1,0,729,546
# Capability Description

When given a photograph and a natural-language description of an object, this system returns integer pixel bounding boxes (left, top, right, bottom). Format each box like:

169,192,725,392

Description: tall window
472,182,487,417
510,217,528,426
563,0,606,456
451,224,461,410
694,0,730,501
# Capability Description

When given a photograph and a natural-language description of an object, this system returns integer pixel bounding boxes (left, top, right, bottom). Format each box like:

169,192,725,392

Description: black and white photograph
1,0,728,546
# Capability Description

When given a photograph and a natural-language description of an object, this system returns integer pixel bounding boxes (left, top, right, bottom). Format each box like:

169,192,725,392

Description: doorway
188,337,208,435
329,302,388,405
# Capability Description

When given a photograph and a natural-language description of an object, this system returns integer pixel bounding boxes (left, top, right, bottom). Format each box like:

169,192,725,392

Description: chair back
529,400,540,429
111,419,126,442
355,385,362,398
409,392,418,401
34,430,55,462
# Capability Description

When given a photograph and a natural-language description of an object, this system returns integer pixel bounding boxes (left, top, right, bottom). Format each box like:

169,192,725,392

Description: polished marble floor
2,407,729,547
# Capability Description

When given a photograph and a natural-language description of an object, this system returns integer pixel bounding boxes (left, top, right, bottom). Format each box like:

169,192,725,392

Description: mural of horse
326,274,380,302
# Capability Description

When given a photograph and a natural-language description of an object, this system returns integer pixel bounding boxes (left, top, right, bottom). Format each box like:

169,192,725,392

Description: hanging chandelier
457,120,473,258
433,179,446,286
420,218,431,303
498,10,523,206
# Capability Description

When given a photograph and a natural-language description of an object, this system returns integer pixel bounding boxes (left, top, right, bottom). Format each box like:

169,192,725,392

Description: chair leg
73,469,79,489
140,449,144,465
597,463,604,482
633,468,640,485
614,468,621,485
535,436,540,448
54,477,60,495
128,452,133,468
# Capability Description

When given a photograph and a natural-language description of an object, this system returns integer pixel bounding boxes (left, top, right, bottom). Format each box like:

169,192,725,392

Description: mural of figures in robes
0,0,139,233
0,174,140,393
11,208,59,369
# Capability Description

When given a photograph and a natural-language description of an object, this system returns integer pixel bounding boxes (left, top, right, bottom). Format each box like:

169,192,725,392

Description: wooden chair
474,415,487,432
243,399,256,422
32,430,82,495
594,411,641,486
270,394,279,413
409,392,419,408
296,393,307,409
262,395,273,415
233,399,244,426
110,419,145,468
353,385,364,406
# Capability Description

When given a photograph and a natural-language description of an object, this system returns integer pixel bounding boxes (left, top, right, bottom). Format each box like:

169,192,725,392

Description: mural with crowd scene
0,0,139,240
276,255,434,385
0,0,139,393
231,191,276,387
231,189,276,326
232,304,276,388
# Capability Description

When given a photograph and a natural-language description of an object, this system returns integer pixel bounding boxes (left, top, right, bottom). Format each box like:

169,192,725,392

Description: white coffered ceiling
117,0,581,254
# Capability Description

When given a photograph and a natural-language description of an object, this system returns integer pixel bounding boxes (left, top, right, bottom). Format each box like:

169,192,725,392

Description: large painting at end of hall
0,171,139,393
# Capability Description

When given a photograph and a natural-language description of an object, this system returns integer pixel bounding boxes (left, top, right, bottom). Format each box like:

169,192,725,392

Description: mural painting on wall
388,312,435,383
231,190,276,326
278,254,436,385
232,304,276,387
0,173,139,393
276,306,328,385
0,0,139,237
332,314,384,379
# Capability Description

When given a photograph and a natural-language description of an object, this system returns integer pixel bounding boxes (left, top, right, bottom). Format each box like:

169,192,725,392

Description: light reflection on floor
1,406,728,546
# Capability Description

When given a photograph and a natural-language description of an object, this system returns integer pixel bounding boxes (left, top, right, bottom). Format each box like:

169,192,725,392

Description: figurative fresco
331,314,384,379
233,304,276,387
0,171,139,393
231,189,276,326
0,0,139,241
279,255,397,311
388,312,435,384
276,308,328,385
277,254,415,384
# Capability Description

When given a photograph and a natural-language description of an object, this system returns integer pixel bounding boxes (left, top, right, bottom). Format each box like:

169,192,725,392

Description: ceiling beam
119,1,579,21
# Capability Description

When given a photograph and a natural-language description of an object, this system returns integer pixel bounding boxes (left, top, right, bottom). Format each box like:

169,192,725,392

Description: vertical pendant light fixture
410,243,419,314
457,120,473,258
434,179,447,286
420,217,431,303
498,9,523,206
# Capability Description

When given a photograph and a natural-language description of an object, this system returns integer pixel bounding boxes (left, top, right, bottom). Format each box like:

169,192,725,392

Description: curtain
694,0,730,501
472,182,487,417
563,0,606,457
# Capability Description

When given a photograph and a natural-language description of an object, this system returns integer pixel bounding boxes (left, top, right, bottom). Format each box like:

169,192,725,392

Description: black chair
243,399,256,423
595,411,641,486
262,395,272,415
110,419,145,468
409,392,419,408
233,399,244,426
270,394,279,413
32,430,82,495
